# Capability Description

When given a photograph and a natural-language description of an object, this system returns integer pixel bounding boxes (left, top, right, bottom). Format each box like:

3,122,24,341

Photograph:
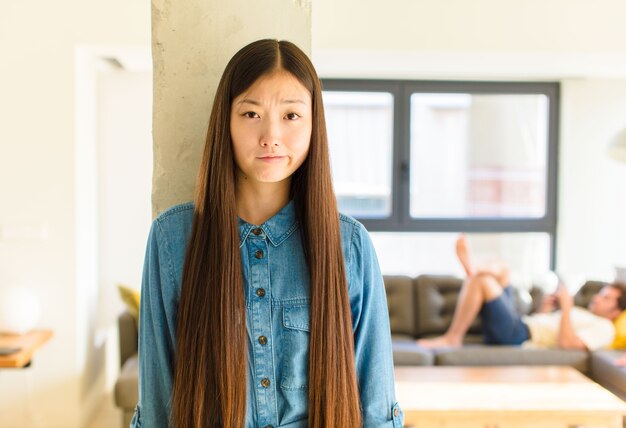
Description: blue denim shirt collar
238,200,299,248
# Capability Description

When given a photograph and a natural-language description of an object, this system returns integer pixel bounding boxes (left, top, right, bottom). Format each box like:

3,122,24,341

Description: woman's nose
260,119,280,146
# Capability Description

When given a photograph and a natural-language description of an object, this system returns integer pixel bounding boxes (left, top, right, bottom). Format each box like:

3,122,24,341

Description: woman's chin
248,173,292,186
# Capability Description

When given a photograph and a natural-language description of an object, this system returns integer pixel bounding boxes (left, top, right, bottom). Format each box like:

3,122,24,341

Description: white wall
558,79,626,279
0,2,150,427
312,0,626,281
95,66,153,389
312,0,626,79
314,0,626,53
96,67,153,329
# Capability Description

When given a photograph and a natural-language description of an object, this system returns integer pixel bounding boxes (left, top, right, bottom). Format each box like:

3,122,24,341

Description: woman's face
230,70,312,187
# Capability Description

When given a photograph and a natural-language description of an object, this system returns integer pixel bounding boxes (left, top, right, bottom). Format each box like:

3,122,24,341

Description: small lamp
0,286,41,335
607,128,626,163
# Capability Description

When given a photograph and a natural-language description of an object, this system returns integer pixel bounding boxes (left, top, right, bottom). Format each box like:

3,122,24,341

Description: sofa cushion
392,339,435,366
384,276,416,336
590,350,626,400
115,354,139,409
415,275,483,337
434,346,589,373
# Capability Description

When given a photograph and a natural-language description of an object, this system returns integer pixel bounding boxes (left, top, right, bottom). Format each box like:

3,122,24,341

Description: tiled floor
86,394,122,428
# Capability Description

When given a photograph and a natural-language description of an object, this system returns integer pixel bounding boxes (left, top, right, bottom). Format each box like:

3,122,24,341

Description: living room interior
1,1,626,427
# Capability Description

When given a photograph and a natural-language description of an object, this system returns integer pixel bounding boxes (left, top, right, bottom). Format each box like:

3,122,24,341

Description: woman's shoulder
151,201,195,249
155,201,195,223
338,212,374,264
338,212,367,240
338,213,381,293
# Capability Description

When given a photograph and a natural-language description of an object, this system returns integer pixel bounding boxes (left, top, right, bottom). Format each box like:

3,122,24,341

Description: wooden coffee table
395,366,626,428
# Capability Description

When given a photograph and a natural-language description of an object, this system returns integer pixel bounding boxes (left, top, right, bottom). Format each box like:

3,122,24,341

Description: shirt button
256,288,266,298
261,378,271,388
255,250,264,259
393,407,399,417
252,227,262,236
258,336,268,345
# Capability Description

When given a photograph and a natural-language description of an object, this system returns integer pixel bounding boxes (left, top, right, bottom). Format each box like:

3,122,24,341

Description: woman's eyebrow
282,99,308,105
237,99,261,106
237,98,308,106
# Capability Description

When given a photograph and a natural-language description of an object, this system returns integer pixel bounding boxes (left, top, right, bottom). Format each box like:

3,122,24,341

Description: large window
322,80,559,277
324,91,394,218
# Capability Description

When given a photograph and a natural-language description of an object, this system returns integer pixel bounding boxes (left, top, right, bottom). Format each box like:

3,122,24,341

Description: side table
0,330,53,368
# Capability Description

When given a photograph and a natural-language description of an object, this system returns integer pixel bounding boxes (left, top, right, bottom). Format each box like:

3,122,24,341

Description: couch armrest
118,310,138,368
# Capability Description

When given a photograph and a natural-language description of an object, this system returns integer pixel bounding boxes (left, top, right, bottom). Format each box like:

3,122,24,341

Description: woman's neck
236,178,291,226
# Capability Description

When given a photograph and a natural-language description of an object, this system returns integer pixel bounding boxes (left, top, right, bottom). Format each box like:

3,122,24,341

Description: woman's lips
257,155,287,163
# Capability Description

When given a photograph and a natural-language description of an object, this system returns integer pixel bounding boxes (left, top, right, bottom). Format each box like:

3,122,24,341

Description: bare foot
416,335,462,350
455,234,475,277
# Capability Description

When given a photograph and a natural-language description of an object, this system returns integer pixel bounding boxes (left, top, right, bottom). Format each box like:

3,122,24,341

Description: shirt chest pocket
281,304,310,390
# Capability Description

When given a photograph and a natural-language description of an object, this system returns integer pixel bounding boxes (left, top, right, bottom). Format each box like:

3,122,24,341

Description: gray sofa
115,311,139,427
387,275,626,398
114,275,626,426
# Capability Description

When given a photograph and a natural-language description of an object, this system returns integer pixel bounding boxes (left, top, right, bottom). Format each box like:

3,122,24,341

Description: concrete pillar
151,0,312,216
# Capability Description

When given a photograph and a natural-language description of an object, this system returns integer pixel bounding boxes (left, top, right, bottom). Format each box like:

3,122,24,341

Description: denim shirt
131,200,403,428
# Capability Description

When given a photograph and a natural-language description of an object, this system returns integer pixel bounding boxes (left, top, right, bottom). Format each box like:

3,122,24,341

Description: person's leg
480,286,530,345
476,261,510,288
417,274,504,349
455,234,475,277
457,234,511,287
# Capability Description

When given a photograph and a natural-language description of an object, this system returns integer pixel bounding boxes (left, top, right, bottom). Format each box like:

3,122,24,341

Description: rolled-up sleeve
131,219,177,428
348,223,403,428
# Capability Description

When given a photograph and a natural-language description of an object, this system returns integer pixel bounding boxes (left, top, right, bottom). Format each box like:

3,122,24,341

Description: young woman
131,39,402,428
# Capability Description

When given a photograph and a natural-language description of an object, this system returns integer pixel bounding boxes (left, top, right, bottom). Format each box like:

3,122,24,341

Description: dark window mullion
547,84,560,270
395,84,411,228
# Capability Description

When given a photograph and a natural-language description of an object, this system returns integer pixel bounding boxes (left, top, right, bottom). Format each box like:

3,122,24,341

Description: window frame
321,79,560,267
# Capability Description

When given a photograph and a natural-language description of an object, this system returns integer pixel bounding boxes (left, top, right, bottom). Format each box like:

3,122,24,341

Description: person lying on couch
418,235,626,351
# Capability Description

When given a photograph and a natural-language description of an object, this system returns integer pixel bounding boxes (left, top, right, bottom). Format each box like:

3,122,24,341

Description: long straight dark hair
171,39,362,427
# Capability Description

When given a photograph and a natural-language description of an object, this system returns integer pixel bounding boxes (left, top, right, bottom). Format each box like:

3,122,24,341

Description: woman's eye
243,112,259,119
285,112,300,120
